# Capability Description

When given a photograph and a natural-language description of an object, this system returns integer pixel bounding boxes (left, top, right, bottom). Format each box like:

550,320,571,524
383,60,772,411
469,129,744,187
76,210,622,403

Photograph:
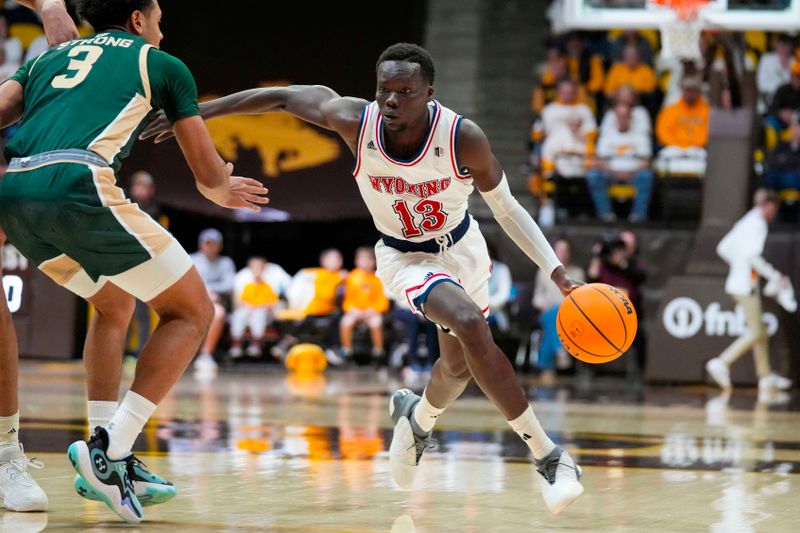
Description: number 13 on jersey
392,199,448,238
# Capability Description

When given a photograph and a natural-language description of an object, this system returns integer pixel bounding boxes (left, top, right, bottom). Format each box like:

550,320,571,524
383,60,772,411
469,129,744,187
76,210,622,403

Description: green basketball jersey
6,31,199,173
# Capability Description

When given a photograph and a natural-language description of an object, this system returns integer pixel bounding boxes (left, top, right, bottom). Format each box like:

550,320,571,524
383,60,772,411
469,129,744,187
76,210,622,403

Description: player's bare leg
390,281,582,514
0,238,19,421
132,268,214,403
424,332,472,409
0,236,48,512
84,284,135,402
424,283,529,418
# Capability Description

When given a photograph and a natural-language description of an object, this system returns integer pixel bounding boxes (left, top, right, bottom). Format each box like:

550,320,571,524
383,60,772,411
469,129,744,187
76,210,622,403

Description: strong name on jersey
6,31,198,172
353,100,473,242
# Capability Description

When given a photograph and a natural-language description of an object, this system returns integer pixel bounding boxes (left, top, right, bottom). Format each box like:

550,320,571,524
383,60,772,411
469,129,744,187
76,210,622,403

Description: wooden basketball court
6,360,798,531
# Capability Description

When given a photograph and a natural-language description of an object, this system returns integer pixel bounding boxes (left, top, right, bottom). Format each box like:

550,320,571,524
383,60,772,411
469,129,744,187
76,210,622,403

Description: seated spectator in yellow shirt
340,247,389,361
289,249,346,318
229,256,291,359
656,77,710,151
604,44,658,114
285,249,346,362
655,77,710,176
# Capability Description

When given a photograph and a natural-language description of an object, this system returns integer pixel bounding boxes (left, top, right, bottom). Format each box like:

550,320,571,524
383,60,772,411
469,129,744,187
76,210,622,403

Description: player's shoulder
322,95,369,123
146,47,192,77
455,116,490,151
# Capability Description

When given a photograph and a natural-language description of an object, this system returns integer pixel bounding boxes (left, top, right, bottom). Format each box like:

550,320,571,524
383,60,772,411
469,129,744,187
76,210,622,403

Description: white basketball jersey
353,100,474,242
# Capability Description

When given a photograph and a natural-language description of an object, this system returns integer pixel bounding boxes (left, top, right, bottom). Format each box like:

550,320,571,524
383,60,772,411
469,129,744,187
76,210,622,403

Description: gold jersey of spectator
239,280,278,307
656,97,710,149
292,268,344,316
603,63,657,97
342,268,389,313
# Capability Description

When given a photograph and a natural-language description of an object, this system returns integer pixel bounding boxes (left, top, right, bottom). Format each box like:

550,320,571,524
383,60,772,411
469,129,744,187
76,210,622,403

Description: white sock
412,389,445,434
87,400,118,430
106,391,156,460
0,411,19,446
508,405,556,460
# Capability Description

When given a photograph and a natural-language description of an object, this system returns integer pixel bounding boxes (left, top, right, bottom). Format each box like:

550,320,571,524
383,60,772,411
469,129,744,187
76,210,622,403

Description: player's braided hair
77,0,155,31
376,43,435,85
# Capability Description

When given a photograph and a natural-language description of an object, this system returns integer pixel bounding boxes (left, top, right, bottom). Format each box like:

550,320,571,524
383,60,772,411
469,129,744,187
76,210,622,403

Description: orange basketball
556,283,638,364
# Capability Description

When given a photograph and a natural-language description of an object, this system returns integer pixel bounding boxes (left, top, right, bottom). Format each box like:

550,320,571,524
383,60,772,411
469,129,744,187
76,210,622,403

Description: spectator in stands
339,247,389,361
531,46,573,116
587,104,654,222
757,34,795,113
600,84,651,136
533,237,585,385
764,113,800,199
610,29,654,66
191,228,237,374
563,31,605,103
540,79,597,178
229,256,291,359
618,229,648,374
487,246,513,333
604,44,658,114
767,62,800,138
286,249,346,363
129,171,164,222
587,235,647,375
656,76,710,159
123,172,165,371
0,12,22,72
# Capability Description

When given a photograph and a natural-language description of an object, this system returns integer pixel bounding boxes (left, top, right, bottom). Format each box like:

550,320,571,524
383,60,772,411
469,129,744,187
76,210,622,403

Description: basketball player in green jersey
0,0,268,523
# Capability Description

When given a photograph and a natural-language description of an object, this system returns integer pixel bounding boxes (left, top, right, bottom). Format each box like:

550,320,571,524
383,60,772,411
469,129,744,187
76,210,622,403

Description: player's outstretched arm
458,119,581,296
0,81,24,129
140,85,366,148
172,116,269,212
17,0,79,45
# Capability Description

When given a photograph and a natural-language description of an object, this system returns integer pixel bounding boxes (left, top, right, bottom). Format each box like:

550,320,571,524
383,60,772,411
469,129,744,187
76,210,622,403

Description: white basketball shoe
759,373,792,392
535,446,584,514
388,389,434,489
706,358,732,391
0,443,48,512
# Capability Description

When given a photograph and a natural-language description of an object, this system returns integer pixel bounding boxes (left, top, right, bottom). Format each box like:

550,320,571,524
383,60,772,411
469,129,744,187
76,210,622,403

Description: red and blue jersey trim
376,100,441,166
352,102,372,176
450,115,471,180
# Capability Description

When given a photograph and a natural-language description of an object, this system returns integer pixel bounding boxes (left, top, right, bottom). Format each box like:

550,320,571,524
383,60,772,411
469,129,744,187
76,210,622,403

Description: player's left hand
140,111,174,143
551,265,583,297
40,0,79,46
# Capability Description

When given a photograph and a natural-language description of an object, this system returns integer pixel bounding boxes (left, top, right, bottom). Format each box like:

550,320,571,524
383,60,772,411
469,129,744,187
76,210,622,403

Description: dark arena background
1,0,800,531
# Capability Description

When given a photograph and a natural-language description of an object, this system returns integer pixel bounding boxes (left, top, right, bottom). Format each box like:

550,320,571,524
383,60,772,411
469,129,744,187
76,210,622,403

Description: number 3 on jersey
393,199,448,238
51,45,104,89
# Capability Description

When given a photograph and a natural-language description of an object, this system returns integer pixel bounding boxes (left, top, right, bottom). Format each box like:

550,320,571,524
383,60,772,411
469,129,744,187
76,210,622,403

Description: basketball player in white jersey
142,43,584,514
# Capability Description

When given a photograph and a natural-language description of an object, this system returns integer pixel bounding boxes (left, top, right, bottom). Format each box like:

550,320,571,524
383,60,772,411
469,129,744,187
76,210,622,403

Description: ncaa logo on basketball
607,286,633,315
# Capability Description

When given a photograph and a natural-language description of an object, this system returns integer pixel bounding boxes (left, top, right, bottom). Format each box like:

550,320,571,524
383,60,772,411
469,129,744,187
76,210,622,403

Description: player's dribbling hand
139,111,174,143
551,265,584,297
